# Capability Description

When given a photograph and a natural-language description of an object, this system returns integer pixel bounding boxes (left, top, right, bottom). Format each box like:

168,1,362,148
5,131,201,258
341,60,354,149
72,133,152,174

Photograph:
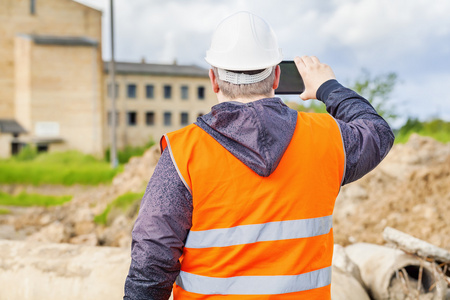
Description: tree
284,100,327,114
350,69,398,123
284,69,399,121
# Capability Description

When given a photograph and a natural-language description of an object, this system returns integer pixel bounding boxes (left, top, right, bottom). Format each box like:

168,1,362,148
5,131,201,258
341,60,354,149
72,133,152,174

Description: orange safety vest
160,112,345,299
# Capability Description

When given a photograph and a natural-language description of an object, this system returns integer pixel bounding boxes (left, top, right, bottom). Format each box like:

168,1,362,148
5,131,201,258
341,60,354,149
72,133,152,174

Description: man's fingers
310,56,320,64
294,56,305,69
299,92,307,101
300,55,314,67
295,55,335,100
299,91,313,101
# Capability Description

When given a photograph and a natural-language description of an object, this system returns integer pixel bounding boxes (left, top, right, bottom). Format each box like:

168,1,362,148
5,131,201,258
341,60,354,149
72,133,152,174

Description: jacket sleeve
124,149,193,300
316,79,395,185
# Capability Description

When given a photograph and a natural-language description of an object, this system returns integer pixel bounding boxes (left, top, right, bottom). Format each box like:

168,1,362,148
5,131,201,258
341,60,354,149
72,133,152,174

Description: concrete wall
0,240,130,300
104,73,217,149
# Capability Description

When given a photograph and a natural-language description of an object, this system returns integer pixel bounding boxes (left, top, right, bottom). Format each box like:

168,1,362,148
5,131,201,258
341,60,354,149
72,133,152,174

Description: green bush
395,118,450,144
0,151,123,186
105,138,155,164
94,191,144,226
0,192,72,207
0,208,10,215
14,145,38,161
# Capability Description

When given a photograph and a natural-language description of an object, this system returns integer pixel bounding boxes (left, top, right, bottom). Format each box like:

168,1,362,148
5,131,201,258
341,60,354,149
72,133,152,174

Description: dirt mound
334,134,450,250
2,135,449,252
0,145,161,247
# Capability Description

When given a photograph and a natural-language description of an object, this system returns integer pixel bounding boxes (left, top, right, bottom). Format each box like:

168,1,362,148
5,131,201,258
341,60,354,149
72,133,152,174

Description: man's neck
217,92,275,104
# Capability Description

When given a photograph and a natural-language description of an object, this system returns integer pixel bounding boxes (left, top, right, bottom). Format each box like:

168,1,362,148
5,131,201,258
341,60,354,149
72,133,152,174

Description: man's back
124,11,394,300
162,104,344,298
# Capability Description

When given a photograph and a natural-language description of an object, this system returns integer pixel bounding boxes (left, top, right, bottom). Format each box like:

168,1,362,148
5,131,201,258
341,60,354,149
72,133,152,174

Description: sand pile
0,145,161,247
334,134,450,250
1,134,449,252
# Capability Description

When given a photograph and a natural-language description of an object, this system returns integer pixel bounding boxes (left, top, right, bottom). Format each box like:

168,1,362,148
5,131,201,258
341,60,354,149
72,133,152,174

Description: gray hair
213,66,276,99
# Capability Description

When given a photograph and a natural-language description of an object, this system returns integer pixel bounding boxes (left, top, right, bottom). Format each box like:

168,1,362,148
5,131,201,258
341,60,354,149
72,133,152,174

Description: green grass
0,208,10,214
395,131,450,144
0,191,72,207
94,191,144,226
0,150,123,186
395,118,450,144
105,138,155,164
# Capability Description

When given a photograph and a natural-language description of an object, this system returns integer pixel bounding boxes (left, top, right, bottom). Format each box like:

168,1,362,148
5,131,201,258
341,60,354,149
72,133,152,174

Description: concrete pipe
345,243,447,300
0,240,131,300
331,266,371,300
331,244,370,300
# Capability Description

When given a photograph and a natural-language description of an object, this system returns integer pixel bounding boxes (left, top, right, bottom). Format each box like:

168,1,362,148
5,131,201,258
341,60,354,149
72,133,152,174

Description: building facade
0,0,104,157
103,62,216,150
0,0,216,158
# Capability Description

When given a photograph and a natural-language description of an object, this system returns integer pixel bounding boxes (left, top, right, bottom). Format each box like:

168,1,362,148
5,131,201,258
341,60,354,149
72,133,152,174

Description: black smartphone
275,61,305,95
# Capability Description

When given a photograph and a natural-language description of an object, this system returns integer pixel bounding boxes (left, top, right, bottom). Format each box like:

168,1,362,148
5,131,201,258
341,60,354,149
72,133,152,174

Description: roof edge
0,119,27,134
71,0,103,14
17,34,98,47
103,61,209,78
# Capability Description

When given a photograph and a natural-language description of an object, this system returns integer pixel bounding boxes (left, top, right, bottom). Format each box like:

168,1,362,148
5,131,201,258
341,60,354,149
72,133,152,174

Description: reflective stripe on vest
185,215,332,248
161,112,345,299
176,266,331,295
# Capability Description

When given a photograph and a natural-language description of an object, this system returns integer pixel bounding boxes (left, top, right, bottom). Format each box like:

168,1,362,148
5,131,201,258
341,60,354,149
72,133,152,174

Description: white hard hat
205,11,283,73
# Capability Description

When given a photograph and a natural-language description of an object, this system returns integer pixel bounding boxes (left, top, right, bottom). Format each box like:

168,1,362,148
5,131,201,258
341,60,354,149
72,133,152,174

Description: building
0,0,215,158
0,0,103,157
104,61,215,149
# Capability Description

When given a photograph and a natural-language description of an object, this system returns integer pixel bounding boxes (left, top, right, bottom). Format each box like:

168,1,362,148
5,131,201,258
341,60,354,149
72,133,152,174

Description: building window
127,111,137,126
146,85,154,99
197,86,205,100
164,85,172,99
164,112,172,126
107,111,119,125
146,112,155,126
30,0,36,15
180,112,189,126
181,86,189,100
107,83,119,98
127,84,137,99
37,144,48,153
11,142,24,156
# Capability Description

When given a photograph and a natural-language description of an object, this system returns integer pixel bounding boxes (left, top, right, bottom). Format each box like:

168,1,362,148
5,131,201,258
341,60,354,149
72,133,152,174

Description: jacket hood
195,97,298,177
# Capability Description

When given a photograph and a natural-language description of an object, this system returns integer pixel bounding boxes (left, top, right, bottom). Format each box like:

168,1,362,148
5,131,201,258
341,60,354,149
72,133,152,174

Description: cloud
75,0,450,120
394,72,450,120
320,0,450,71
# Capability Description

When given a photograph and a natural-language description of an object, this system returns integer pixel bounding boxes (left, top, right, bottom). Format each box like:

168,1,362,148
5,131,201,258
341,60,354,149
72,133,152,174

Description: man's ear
209,69,220,93
272,65,281,90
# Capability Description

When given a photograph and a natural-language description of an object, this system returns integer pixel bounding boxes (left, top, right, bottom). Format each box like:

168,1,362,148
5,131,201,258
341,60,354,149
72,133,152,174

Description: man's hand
294,56,336,101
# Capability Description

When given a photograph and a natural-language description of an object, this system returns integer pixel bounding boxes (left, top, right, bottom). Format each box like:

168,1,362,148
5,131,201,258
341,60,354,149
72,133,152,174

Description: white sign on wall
35,122,60,137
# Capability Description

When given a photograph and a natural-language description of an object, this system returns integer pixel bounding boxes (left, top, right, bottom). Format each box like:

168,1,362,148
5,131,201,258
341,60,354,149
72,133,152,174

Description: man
124,11,394,299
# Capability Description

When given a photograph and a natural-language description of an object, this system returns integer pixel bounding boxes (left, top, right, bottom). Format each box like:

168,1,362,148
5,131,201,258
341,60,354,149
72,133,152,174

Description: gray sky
76,0,450,124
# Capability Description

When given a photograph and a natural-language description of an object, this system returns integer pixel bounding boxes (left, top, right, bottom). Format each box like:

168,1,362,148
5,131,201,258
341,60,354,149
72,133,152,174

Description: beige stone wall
0,0,104,157
0,134,11,158
20,41,104,155
104,73,217,149
14,36,33,130
0,0,102,118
